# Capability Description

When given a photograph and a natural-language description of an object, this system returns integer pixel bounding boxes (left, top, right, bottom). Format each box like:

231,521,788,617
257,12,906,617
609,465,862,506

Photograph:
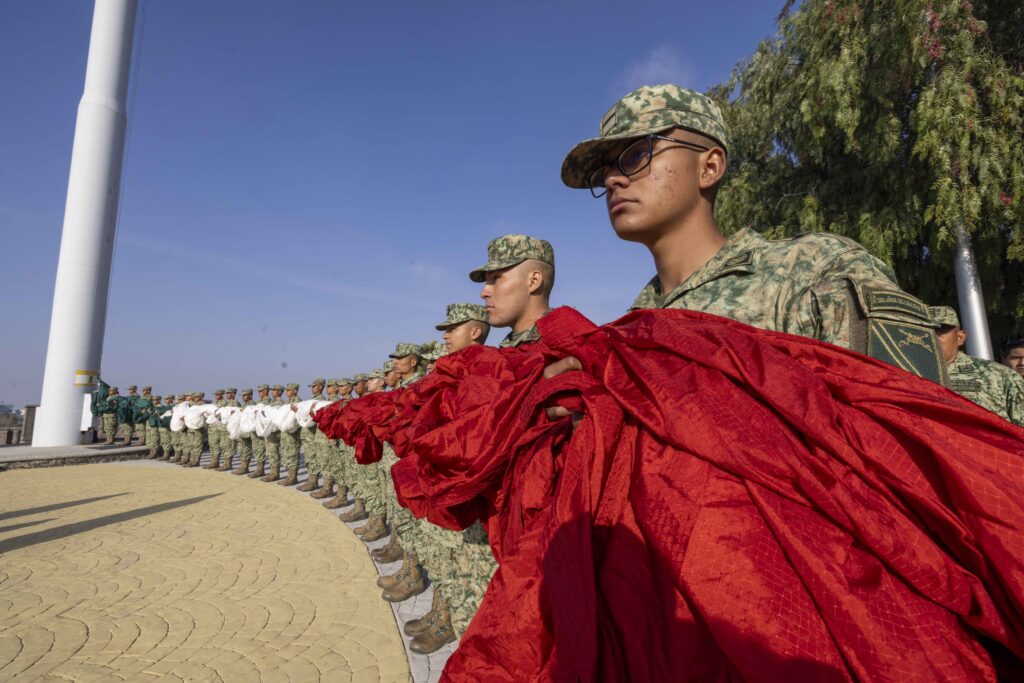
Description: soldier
1003,338,1024,379
438,303,491,352
348,372,390,541
219,388,241,471
145,394,163,458
330,378,366,513
248,384,273,479
558,83,945,383
138,386,153,446
297,378,327,492
470,234,554,348
931,306,1024,425
233,389,256,474
120,384,139,444
185,391,207,467
261,384,286,482
158,394,175,461
93,382,120,445
277,383,303,486
170,394,188,462
309,380,340,499
204,389,226,470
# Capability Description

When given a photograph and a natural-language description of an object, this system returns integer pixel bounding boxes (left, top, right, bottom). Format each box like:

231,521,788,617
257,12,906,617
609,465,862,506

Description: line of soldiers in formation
90,304,494,654
88,83,1024,663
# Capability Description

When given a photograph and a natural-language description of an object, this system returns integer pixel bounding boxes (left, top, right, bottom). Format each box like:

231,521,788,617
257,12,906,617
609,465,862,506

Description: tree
713,0,1024,348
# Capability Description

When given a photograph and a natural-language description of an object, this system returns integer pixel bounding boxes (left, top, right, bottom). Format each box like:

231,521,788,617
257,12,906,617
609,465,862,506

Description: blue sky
0,0,781,406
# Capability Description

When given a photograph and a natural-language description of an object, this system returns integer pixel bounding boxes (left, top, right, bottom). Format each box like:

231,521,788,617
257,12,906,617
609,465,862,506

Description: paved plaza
0,457,452,681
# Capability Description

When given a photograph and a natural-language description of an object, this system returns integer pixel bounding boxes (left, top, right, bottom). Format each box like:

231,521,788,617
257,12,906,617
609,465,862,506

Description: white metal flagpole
33,0,139,447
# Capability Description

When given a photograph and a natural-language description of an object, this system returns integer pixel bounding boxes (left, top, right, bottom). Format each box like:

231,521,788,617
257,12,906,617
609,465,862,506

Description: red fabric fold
387,306,1024,682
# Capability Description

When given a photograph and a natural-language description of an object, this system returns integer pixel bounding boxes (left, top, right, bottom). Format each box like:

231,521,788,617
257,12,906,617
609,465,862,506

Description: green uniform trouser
187,427,206,460
381,444,418,545
119,421,134,443
238,434,253,463
347,442,384,512
312,430,330,480
208,424,222,459
159,427,173,455
146,425,160,454
253,433,267,463
280,429,300,470
222,428,237,466
300,425,318,477
101,414,117,441
265,432,281,470
136,422,147,445
444,521,498,635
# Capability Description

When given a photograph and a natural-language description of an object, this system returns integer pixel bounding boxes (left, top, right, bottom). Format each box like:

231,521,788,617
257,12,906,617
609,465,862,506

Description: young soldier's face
1004,348,1024,376
339,385,353,397
481,264,531,327
444,321,480,352
393,355,419,374
366,377,384,392
326,385,338,397
286,388,296,398
312,384,324,395
226,393,236,401
271,389,282,398
384,371,400,388
602,129,710,244
354,381,367,395
258,389,268,399
935,327,966,364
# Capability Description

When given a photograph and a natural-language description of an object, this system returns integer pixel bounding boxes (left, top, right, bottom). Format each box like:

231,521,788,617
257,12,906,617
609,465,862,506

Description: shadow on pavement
0,494,223,555
0,518,56,534
0,493,130,521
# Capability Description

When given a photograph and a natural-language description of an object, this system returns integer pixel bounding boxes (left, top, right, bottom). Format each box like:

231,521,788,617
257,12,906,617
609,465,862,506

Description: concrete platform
0,443,149,470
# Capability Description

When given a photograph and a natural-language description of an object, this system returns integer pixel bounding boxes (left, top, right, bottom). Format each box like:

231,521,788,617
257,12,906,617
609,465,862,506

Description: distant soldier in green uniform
92,381,120,445
297,378,326,492
341,373,378,525
310,379,339,500
158,394,175,460
145,395,162,458
170,394,187,462
205,389,226,470
138,386,153,445
261,384,286,482
278,383,303,486
248,384,272,478
931,306,1024,425
233,388,256,474
326,378,359,511
120,385,139,444
185,391,206,467
219,388,241,471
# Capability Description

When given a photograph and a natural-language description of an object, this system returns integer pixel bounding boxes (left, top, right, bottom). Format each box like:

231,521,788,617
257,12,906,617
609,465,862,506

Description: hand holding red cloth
388,306,1024,682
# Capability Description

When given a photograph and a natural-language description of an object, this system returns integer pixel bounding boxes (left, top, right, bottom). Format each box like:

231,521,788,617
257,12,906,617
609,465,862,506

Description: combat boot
376,549,411,587
160,451,172,461
322,486,348,509
261,467,281,482
217,455,234,471
189,453,202,467
203,452,220,469
353,513,382,536
404,590,442,637
382,560,426,602
278,469,299,486
339,498,368,522
232,458,251,475
357,516,389,542
310,476,335,498
248,461,266,478
371,534,403,563
148,449,159,459
297,472,319,492
409,607,456,653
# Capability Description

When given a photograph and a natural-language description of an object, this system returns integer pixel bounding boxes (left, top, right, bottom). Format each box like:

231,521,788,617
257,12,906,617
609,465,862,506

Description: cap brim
468,258,527,283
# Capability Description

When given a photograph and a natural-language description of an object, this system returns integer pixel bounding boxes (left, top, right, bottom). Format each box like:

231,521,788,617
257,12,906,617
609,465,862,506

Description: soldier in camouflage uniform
248,384,272,478
145,395,162,458
332,379,367,515
297,378,327,492
219,388,241,471
277,383,303,486
120,385,139,444
138,386,153,445
185,391,207,467
309,380,339,499
94,383,120,445
170,394,188,462
158,394,175,460
204,389,226,470
559,83,946,384
233,389,256,474
346,373,387,529
402,303,493,652
260,384,287,482
931,306,1024,425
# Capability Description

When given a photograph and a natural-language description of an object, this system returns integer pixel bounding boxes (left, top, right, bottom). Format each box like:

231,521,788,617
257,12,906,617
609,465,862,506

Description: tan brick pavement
0,464,410,681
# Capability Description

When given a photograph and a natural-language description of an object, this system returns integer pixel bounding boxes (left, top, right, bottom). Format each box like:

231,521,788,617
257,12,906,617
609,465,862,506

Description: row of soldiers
92,83,1024,658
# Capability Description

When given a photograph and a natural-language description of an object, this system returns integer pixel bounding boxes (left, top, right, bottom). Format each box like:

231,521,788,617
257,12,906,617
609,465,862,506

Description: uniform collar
500,324,542,348
631,228,763,309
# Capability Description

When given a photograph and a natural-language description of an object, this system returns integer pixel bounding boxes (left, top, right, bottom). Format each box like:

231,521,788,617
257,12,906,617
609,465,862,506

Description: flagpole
954,224,994,360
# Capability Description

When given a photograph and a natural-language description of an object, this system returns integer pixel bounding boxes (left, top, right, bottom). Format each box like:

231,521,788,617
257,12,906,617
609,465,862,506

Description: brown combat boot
261,466,281,482
189,453,202,467
404,591,442,637
278,469,299,486
371,534,403,563
322,486,348,509
353,514,383,536
382,560,426,602
160,451,172,461
376,549,410,587
296,473,319,492
360,517,390,542
247,461,266,478
203,452,220,469
231,458,251,475
409,605,456,654
310,477,335,498
217,455,234,471
339,498,368,522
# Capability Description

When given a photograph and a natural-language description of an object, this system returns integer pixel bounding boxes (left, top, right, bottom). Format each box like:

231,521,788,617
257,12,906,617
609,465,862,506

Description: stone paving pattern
0,455,437,681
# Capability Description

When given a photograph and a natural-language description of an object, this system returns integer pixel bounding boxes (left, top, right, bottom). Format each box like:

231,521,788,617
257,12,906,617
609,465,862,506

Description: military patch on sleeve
867,320,948,385
950,378,983,394
722,251,754,269
867,290,931,322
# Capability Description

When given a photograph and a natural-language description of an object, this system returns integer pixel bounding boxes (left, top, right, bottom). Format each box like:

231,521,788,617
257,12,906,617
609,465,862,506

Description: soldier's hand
290,404,298,412
543,356,584,426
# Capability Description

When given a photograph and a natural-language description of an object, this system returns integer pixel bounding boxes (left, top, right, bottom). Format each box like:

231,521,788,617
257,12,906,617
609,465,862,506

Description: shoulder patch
867,319,947,385
722,251,754,269
867,290,930,322
950,378,983,394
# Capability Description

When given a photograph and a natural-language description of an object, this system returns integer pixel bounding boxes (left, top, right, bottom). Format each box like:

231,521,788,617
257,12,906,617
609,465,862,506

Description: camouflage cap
420,341,447,362
257,384,270,391
308,378,325,387
127,385,137,391
561,84,729,189
141,386,152,392
326,379,340,387
225,387,237,394
214,388,225,395
241,388,253,395
285,383,299,391
435,302,489,330
367,368,386,380
929,306,960,328
109,386,119,393
469,234,555,282
353,373,369,383
383,360,394,372
389,342,422,359
163,393,174,400
151,394,162,402
271,384,284,392
338,377,355,386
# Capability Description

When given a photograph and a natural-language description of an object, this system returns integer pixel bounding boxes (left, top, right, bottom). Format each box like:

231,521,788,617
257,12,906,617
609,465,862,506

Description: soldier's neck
649,214,725,294
511,298,552,334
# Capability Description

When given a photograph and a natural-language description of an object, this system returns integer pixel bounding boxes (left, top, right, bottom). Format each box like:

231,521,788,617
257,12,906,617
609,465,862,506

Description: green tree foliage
713,0,1024,345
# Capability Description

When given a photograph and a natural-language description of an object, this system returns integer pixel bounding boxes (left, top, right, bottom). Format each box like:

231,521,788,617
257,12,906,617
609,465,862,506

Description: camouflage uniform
931,306,1024,425
170,395,187,460
560,84,945,385
261,385,286,480
119,385,139,444
145,396,163,458
220,389,241,470
206,390,226,469
252,385,270,470
138,386,153,445
279,384,302,479
300,379,326,487
186,392,207,466
94,383,120,444
158,394,175,459
234,389,256,472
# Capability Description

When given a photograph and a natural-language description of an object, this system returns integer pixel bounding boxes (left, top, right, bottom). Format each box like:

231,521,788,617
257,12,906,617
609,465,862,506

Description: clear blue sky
0,0,781,407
